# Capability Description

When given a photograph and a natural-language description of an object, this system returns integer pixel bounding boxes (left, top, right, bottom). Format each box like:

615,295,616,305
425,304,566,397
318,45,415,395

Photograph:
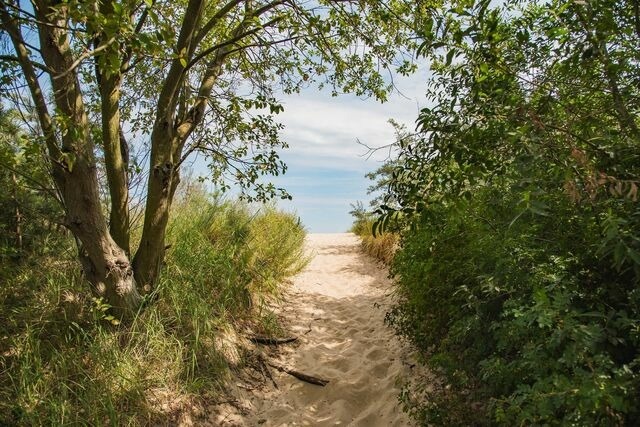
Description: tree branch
121,0,155,71
0,54,52,73
0,1,86,33
633,0,640,41
193,0,244,47
186,15,285,71
575,8,640,137
0,159,60,202
0,3,60,158
54,35,117,80
154,0,205,121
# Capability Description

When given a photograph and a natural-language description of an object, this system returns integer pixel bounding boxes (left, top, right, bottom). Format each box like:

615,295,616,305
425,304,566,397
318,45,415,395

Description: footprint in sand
365,348,384,361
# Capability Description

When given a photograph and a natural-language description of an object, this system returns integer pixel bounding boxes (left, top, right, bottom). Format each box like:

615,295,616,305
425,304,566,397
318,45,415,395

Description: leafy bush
349,201,372,236
389,185,640,425
375,0,640,424
0,193,307,425
350,202,399,264
0,108,64,262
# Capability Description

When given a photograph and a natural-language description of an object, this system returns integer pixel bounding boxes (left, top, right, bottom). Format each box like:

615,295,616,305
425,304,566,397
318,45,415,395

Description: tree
362,120,417,211
0,0,424,317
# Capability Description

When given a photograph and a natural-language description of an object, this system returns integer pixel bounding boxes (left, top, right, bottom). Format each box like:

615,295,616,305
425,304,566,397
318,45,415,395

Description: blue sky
269,67,430,233
184,65,432,233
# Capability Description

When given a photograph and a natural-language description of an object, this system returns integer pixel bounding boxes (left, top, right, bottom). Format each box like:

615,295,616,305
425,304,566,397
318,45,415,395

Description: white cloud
276,92,420,173
265,67,430,231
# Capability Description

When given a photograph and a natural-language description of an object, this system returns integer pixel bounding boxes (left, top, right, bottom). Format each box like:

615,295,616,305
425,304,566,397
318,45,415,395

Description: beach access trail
213,233,416,426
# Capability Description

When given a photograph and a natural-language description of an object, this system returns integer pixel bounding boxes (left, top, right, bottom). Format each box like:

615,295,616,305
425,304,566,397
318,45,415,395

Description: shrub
388,184,640,425
369,1,640,424
354,218,399,265
350,202,399,265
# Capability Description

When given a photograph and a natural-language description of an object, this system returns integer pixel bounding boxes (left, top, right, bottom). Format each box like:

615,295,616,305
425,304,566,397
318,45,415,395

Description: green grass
0,192,307,425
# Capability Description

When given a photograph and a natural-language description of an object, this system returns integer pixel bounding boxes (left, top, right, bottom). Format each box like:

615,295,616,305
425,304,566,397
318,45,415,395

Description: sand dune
212,233,416,426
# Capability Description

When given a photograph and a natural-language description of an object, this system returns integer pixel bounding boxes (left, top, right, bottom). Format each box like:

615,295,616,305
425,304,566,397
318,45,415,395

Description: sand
212,233,415,426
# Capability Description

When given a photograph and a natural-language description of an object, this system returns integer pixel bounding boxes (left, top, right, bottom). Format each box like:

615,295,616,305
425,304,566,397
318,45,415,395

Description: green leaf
627,250,640,266
60,152,76,172
445,49,456,66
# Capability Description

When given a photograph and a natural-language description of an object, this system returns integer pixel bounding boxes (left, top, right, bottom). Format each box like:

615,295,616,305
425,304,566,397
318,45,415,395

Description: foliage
349,201,372,236
350,202,398,265
364,121,416,210
1,0,428,314
0,194,307,425
0,107,64,261
359,218,398,265
374,0,640,424
349,121,415,264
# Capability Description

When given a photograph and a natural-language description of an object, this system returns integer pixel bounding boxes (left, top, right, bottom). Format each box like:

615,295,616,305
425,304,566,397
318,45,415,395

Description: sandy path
222,233,414,426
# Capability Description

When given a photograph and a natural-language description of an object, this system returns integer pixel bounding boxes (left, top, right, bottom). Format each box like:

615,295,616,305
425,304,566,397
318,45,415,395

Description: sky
266,66,430,233
183,64,432,233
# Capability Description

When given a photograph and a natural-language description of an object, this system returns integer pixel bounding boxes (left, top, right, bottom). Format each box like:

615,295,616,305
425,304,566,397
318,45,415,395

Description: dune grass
351,217,398,265
0,193,307,425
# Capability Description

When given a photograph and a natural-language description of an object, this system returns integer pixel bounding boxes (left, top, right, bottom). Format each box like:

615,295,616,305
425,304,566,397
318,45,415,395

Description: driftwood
249,335,298,345
268,363,330,386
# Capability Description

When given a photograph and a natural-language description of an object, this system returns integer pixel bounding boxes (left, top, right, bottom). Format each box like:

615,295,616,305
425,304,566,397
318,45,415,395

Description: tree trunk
35,0,142,317
2,0,142,318
131,0,206,290
132,130,181,291
65,160,142,318
94,0,131,255
98,66,131,254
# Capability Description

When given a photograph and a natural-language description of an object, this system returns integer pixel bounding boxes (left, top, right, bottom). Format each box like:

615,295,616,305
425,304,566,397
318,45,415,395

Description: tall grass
350,217,398,265
0,193,307,425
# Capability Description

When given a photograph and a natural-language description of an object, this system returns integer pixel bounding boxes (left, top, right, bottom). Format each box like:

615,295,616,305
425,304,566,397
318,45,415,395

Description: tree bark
132,0,206,289
97,53,131,254
132,132,181,291
2,0,142,318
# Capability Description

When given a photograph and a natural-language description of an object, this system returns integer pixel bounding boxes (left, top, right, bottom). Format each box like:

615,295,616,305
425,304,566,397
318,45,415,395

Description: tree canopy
1,0,425,316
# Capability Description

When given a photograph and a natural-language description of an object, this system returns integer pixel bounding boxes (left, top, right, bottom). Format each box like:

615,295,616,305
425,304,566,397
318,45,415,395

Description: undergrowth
350,206,398,265
0,193,307,425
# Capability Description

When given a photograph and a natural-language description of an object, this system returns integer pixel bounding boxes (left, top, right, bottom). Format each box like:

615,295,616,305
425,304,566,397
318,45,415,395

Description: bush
0,193,307,425
351,217,398,265
369,1,640,424
388,184,640,425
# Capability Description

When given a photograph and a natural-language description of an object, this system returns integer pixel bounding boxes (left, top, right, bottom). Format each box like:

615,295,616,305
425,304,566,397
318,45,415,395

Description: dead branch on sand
267,363,330,386
250,335,298,345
